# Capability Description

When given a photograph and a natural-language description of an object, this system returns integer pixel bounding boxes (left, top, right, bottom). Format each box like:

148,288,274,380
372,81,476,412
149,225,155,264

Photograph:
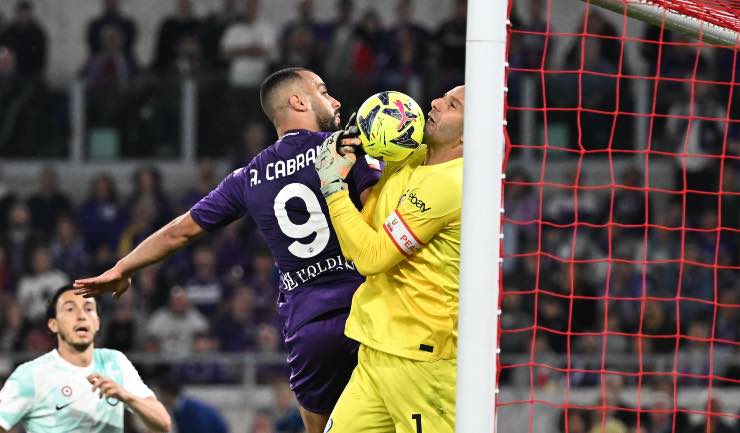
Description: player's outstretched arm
88,373,171,432
74,212,205,298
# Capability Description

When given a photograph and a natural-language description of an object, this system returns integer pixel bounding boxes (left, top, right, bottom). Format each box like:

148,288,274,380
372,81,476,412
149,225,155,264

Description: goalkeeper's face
424,85,465,148
48,290,100,352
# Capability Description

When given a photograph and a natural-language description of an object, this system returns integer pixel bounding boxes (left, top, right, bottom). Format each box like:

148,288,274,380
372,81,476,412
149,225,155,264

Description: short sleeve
116,353,155,400
0,366,35,430
190,168,248,232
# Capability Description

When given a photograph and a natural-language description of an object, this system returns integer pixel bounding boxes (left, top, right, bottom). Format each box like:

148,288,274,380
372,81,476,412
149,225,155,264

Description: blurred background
0,0,738,432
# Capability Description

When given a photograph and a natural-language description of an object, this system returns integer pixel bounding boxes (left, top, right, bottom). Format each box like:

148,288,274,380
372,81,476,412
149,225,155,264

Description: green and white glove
315,130,357,198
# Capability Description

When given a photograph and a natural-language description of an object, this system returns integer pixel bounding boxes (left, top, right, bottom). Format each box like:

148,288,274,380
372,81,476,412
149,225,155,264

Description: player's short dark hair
46,284,76,321
259,67,308,122
45,284,100,322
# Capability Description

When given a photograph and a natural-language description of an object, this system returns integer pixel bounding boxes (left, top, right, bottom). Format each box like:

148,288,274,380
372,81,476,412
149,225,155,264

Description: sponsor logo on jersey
279,255,357,291
384,210,423,256
401,191,431,213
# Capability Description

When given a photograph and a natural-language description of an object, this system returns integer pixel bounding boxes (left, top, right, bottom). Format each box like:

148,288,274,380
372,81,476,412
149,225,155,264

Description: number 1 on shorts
412,413,422,433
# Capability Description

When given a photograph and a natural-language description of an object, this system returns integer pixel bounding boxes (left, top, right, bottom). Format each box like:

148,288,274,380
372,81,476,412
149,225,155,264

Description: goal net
499,1,740,432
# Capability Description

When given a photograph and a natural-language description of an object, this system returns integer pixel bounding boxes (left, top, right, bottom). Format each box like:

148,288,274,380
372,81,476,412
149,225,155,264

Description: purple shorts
284,309,358,414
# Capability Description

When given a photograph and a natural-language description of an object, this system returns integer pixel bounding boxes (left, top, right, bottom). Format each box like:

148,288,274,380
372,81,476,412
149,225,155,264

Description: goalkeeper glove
316,130,357,198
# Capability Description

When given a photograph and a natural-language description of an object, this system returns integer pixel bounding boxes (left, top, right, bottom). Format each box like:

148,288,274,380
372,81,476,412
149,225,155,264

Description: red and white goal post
458,1,740,432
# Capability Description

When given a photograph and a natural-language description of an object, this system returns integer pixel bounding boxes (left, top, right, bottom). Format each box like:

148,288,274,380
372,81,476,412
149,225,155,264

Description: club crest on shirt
61,385,72,397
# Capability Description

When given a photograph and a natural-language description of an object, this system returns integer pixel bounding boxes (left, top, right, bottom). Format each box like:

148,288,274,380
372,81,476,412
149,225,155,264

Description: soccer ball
355,91,425,162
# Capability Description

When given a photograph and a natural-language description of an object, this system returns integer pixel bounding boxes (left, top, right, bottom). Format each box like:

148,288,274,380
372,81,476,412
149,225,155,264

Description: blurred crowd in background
0,0,466,158
1,0,739,431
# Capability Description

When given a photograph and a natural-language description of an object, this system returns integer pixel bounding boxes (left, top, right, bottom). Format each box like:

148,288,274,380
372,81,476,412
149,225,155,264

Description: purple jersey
190,130,381,333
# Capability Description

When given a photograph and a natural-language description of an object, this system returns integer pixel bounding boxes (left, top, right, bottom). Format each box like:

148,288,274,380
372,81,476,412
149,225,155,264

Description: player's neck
275,117,319,138
425,141,463,165
57,343,94,367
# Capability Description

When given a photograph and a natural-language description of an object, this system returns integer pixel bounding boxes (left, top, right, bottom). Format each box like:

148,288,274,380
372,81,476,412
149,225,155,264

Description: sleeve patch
383,210,423,256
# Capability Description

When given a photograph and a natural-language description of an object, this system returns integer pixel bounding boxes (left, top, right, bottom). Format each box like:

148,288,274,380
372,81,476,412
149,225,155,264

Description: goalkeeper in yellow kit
314,85,465,433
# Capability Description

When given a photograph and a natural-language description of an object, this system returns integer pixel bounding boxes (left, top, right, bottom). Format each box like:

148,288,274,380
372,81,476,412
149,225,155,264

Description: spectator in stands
678,321,712,386
131,262,171,313
273,380,304,433
103,290,140,352
434,0,466,92
324,0,356,85
86,0,137,61
152,0,202,74
180,159,218,211
16,245,69,325
271,23,323,75
0,165,17,230
0,0,47,80
147,285,208,356
49,214,90,278
118,196,159,257
350,9,386,92
0,299,30,351
248,249,277,321
251,409,277,433
174,331,232,383
231,120,270,169
664,80,725,217
27,166,73,239
157,376,230,433
169,33,206,79
279,0,328,51
79,173,125,253
212,284,258,352
1,201,36,280
0,245,9,292
202,0,238,71
641,299,677,355
81,24,138,91
126,165,174,228
183,244,226,316
558,408,591,433
381,0,429,100
691,397,735,433
221,0,275,88
609,166,651,235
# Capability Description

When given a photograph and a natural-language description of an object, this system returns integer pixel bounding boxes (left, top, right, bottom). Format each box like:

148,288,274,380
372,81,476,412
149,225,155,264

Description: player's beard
58,329,94,352
316,108,341,132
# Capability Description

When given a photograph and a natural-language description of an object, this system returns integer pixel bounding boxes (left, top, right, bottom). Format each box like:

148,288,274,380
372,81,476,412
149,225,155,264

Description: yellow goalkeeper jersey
326,147,462,362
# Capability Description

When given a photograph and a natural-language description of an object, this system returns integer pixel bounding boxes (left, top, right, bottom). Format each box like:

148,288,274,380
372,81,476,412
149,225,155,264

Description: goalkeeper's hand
316,130,357,198
336,112,365,157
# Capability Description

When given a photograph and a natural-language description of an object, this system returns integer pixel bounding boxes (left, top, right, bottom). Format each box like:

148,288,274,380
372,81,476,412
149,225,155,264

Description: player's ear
289,94,308,112
48,318,58,334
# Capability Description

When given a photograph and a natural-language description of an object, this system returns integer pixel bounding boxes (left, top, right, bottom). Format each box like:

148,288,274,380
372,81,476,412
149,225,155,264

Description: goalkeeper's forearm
115,211,204,276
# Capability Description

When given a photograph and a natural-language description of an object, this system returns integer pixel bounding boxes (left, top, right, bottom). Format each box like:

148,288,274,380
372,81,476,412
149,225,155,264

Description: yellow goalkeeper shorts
326,345,456,433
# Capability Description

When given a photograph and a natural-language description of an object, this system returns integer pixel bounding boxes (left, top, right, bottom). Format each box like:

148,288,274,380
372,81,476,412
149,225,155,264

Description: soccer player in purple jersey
73,68,381,433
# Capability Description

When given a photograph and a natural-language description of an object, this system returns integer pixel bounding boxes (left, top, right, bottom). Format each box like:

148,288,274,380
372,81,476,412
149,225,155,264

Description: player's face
48,290,100,352
424,85,465,148
300,70,342,131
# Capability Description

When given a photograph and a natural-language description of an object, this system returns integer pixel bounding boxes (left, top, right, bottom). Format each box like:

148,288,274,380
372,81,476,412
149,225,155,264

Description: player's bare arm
74,212,204,298
88,373,171,432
